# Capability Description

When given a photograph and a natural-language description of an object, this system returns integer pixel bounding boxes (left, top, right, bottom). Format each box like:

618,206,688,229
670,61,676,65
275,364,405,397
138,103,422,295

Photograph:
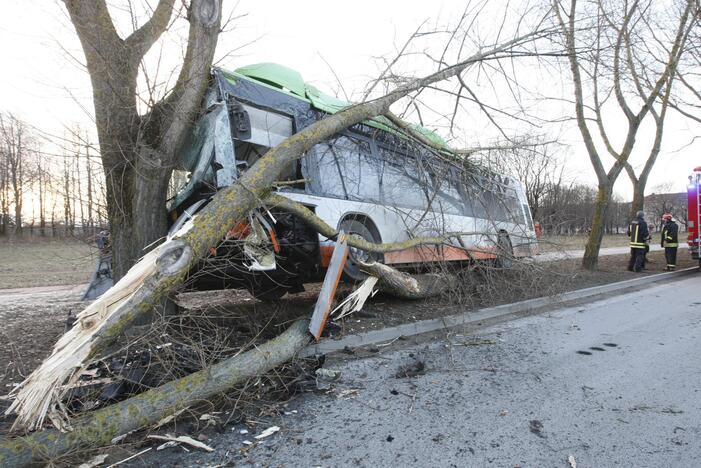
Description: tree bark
0,320,310,467
63,0,221,279
359,261,455,299
582,184,611,270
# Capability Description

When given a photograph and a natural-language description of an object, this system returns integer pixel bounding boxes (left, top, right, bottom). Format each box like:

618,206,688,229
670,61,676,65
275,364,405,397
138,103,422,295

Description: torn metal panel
242,210,277,271
309,232,349,340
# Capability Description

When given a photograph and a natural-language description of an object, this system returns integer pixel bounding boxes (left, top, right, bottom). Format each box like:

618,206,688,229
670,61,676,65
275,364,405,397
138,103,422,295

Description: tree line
0,113,108,238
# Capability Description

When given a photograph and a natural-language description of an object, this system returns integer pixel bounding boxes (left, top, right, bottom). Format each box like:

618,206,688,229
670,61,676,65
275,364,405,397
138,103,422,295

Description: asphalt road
154,273,701,467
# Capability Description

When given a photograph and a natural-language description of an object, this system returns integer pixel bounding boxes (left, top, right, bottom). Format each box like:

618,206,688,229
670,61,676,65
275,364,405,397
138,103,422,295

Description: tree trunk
0,319,310,467
629,179,646,220
582,184,612,270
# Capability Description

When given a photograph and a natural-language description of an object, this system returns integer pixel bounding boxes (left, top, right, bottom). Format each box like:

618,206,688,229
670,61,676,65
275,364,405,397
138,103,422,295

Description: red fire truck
687,166,701,265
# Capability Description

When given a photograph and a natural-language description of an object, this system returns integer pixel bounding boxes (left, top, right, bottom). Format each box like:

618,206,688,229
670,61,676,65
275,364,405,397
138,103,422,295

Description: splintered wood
4,220,196,431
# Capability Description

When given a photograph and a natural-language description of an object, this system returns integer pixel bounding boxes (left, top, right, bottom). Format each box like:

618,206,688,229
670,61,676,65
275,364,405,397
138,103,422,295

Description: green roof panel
228,63,449,151
304,83,350,114
235,63,307,97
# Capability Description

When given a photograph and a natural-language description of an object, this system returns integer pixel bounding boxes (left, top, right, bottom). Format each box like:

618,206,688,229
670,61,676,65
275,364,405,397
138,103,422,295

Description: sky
0,0,699,201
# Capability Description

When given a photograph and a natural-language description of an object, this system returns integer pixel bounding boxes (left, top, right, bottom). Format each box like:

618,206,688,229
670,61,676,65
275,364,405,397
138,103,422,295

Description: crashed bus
167,63,538,299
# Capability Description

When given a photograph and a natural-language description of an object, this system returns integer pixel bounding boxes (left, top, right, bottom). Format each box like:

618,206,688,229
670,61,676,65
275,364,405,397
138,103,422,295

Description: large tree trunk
64,0,220,279
582,184,612,270
629,179,646,221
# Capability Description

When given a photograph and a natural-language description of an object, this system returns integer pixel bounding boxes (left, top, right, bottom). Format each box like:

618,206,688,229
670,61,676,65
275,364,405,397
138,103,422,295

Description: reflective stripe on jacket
661,220,679,248
628,218,648,249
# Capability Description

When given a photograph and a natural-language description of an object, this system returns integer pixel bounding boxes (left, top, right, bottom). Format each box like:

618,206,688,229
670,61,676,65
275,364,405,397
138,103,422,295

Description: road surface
153,273,701,467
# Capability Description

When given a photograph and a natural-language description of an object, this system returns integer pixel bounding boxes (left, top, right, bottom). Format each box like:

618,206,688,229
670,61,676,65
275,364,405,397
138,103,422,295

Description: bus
168,63,538,299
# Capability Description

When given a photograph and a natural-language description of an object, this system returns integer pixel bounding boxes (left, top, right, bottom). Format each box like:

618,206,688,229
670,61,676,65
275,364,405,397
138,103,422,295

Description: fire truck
687,166,701,265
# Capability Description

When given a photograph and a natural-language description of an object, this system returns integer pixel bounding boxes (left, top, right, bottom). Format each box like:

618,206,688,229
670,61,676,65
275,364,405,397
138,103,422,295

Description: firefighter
660,213,679,271
627,210,648,272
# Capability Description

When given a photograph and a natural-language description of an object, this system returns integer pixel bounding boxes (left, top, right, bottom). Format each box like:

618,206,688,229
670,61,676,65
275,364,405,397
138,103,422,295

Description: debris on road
315,367,341,390
529,419,545,438
568,454,577,468
395,359,426,378
147,434,215,452
78,453,109,468
254,426,280,440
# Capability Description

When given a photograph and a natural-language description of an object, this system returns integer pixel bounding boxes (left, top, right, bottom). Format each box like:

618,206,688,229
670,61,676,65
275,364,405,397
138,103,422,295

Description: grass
0,237,97,289
539,233,639,252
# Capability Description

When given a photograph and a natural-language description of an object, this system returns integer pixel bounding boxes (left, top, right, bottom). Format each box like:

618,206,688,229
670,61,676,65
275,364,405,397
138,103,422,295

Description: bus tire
339,218,382,281
495,232,514,269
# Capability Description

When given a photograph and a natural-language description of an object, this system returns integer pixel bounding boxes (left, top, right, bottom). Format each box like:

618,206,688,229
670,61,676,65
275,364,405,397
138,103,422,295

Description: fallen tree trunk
266,193,480,253
0,319,310,467
359,261,457,299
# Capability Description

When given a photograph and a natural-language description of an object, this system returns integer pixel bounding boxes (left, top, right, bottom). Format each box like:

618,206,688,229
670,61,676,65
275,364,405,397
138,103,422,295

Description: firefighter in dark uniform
628,210,648,272
661,213,679,271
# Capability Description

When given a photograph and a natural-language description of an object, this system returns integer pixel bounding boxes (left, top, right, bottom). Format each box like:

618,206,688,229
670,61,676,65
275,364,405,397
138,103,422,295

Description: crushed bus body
163,63,538,300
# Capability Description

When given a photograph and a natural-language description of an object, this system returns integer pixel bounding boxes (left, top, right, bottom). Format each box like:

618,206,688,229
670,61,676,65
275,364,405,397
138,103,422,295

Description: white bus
169,63,538,299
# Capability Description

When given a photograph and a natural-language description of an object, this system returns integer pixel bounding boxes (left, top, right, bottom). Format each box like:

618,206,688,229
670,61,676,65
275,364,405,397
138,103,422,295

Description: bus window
429,173,464,215
381,163,429,209
305,134,381,201
332,135,381,202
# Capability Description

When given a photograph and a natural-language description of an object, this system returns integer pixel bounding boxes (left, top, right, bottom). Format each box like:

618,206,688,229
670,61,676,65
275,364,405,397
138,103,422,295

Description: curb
300,267,698,357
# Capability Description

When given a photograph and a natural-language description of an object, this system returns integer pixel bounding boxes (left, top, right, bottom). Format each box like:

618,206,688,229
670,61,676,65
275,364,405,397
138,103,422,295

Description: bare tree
63,0,223,278
669,2,701,126
479,136,564,222
552,0,695,269
0,113,36,236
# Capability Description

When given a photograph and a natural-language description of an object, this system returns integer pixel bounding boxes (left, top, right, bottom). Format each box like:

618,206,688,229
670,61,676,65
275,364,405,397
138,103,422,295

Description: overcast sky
1,0,698,200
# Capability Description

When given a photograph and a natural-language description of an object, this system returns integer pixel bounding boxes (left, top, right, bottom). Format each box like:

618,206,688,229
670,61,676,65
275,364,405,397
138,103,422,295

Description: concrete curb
300,267,698,357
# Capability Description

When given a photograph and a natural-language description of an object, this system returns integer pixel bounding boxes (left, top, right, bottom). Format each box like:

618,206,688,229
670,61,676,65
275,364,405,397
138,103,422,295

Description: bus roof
220,62,449,150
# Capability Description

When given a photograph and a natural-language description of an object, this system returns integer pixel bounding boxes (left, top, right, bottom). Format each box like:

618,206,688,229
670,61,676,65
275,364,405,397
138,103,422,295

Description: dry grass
539,234,634,252
0,237,97,289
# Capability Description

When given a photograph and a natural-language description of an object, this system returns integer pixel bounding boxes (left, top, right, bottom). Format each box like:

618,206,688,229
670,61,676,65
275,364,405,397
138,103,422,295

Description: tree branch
124,0,177,64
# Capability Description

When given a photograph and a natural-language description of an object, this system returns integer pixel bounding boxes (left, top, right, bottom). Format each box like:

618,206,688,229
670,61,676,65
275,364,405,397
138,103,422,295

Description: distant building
644,192,688,231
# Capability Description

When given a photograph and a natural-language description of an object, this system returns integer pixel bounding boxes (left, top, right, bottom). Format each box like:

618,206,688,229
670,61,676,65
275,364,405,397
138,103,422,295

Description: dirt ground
1,248,697,439
0,238,97,289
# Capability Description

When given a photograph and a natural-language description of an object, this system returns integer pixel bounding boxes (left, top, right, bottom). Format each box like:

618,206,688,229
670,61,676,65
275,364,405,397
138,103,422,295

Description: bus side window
466,178,488,219
428,170,464,216
381,163,429,209
332,135,381,202
307,141,347,199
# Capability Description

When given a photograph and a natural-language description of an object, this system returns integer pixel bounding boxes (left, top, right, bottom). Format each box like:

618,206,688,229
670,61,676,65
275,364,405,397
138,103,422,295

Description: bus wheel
495,233,514,269
339,219,382,281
